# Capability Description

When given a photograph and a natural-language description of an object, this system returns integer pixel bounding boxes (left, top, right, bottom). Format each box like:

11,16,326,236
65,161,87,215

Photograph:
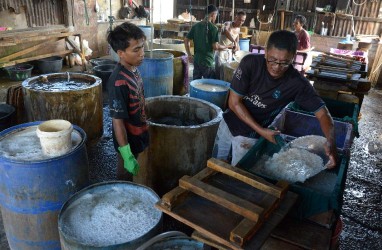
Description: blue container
0,121,89,250
189,78,230,109
287,97,360,137
138,25,153,41
239,38,250,51
238,137,349,219
138,51,174,97
270,108,354,155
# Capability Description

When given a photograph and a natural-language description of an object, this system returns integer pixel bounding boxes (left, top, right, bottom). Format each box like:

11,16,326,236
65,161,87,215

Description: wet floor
339,88,382,249
0,85,381,249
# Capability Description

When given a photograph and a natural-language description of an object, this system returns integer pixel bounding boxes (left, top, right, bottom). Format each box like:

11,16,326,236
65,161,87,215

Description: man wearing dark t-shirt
184,4,235,80
107,22,149,181
212,30,337,168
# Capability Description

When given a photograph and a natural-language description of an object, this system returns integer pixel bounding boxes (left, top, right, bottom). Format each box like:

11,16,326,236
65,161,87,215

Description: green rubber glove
118,144,139,176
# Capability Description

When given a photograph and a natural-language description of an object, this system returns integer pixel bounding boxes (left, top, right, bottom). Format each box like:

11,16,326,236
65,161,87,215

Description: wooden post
280,10,285,30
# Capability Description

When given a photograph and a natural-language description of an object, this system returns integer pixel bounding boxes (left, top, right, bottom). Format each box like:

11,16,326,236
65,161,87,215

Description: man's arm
212,41,234,51
184,37,194,63
315,107,337,169
228,90,280,143
222,22,239,51
113,118,128,147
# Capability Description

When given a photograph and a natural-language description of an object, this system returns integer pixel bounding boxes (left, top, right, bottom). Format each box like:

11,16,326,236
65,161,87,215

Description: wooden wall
0,0,66,27
175,0,382,37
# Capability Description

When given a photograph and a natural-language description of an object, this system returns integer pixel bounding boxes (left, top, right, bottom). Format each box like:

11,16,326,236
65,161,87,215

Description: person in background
215,11,247,80
184,4,234,80
107,22,149,181
212,30,337,168
293,15,311,52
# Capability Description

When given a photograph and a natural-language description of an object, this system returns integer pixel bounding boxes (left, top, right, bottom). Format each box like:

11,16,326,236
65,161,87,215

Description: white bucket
36,119,73,157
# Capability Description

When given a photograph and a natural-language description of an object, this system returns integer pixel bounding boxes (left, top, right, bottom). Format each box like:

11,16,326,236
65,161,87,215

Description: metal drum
152,38,186,52
22,73,103,140
58,181,163,250
135,96,222,196
137,231,204,250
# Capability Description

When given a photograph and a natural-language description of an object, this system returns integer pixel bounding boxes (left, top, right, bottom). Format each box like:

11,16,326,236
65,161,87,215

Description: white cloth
212,119,258,166
231,136,258,166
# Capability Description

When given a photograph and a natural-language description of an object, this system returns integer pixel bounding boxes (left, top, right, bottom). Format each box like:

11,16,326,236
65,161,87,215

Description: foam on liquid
0,126,82,161
193,82,229,92
27,79,93,91
59,185,161,247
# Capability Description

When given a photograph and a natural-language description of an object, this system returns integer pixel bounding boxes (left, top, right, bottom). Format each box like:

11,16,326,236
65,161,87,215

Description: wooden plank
160,167,216,210
207,158,288,198
230,181,289,246
0,26,68,39
192,231,233,250
189,191,299,250
271,216,332,250
156,201,244,250
0,38,60,62
0,41,16,46
0,50,73,68
179,175,264,222
312,65,356,73
12,32,74,44
230,218,263,246
260,237,303,250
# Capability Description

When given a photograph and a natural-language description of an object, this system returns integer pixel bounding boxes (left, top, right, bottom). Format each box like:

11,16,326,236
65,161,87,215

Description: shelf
0,32,85,69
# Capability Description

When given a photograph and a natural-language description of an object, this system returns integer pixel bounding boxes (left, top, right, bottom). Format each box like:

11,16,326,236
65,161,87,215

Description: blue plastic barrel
189,79,230,109
239,38,250,51
138,51,174,97
0,121,89,250
138,25,153,41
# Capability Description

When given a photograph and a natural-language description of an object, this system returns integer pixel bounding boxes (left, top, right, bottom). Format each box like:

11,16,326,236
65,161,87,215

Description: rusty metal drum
22,73,103,140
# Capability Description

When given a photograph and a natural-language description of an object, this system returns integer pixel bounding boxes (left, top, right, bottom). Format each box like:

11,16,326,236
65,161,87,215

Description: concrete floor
0,67,381,249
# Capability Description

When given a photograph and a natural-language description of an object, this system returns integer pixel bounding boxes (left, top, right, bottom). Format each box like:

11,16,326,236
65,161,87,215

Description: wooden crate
156,158,298,249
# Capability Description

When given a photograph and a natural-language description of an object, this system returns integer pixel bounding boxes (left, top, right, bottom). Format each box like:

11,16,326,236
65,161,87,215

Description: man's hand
118,144,139,175
260,128,281,144
187,55,194,63
324,140,337,169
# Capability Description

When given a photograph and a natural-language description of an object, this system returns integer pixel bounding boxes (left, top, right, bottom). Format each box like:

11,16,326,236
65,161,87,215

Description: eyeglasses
266,59,292,68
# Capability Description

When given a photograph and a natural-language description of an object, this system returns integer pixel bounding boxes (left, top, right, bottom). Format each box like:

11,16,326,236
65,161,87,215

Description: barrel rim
0,121,87,163
21,72,102,92
149,236,205,248
190,78,231,93
58,180,162,248
143,50,175,60
145,95,223,128
153,38,185,44
93,64,116,71
37,56,63,62
152,49,187,57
